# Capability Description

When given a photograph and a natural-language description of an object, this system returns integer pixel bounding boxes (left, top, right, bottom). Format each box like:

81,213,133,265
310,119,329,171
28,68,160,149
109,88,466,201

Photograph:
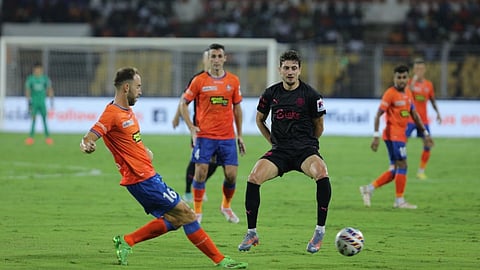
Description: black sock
206,162,218,180
316,177,331,226
185,161,195,193
245,182,261,229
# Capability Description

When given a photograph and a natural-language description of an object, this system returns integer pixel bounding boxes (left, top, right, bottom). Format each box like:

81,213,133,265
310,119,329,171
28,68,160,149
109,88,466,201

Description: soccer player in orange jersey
80,67,247,269
406,58,442,180
360,65,433,209
180,43,246,224
172,49,218,202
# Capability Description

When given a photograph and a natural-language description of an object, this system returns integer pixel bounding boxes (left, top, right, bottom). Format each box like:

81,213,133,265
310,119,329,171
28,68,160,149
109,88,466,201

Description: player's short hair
208,43,225,51
33,62,42,68
394,64,409,74
114,67,139,88
279,50,302,67
413,58,425,65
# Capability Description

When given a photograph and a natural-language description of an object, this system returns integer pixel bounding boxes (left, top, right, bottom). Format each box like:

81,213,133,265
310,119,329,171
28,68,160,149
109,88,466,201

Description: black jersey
257,80,326,150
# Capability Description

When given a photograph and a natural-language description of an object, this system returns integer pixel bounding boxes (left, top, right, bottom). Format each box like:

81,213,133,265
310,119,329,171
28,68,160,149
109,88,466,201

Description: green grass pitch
0,133,479,269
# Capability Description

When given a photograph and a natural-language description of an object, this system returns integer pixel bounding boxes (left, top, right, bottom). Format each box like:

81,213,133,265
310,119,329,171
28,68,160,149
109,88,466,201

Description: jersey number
163,188,178,203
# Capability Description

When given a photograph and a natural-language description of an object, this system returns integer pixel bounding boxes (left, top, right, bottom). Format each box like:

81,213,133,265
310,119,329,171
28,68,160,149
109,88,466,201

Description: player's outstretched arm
80,132,99,154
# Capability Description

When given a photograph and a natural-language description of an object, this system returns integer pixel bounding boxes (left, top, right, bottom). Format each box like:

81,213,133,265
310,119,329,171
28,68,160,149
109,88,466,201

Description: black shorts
260,147,323,177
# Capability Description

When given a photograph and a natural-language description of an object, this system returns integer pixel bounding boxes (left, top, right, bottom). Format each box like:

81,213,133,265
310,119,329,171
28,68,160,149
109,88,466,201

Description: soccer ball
335,227,364,256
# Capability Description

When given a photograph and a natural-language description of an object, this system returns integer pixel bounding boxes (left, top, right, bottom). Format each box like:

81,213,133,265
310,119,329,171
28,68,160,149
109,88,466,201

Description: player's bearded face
127,75,142,106
127,89,136,106
394,72,408,90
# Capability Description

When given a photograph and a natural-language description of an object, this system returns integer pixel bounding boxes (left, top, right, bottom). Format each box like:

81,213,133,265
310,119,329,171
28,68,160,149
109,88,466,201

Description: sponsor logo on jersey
414,94,426,102
394,100,406,106
274,109,300,120
400,110,410,117
202,86,218,92
122,119,134,128
132,131,142,142
210,96,229,106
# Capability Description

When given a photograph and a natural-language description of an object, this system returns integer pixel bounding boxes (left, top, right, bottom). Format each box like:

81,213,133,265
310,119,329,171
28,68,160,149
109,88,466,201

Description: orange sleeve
184,75,202,103
90,105,115,137
379,88,393,111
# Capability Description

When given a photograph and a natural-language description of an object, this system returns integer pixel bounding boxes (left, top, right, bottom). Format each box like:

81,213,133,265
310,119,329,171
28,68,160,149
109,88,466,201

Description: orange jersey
183,71,242,139
379,87,414,142
407,78,434,124
90,102,155,186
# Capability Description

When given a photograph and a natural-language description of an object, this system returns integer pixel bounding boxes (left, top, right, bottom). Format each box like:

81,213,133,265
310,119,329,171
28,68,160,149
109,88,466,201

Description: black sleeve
257,87,271,114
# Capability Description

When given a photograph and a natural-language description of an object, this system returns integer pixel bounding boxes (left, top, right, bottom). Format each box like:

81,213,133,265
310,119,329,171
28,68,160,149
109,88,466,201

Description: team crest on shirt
296,98,305,107
226,84,232,91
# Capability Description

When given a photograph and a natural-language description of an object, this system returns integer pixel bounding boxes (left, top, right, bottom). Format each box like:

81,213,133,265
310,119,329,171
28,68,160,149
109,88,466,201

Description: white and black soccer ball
335,227,364,256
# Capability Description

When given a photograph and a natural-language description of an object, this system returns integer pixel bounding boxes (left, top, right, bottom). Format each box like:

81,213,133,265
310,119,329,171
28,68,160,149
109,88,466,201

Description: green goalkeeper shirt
25,75,51,106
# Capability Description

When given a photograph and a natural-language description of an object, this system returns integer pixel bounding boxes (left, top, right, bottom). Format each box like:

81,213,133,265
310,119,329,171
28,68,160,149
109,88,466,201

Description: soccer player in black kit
238,50,331,254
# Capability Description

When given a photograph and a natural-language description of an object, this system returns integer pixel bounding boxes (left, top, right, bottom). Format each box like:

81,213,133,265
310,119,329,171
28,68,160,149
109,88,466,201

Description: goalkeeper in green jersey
25,62,54,145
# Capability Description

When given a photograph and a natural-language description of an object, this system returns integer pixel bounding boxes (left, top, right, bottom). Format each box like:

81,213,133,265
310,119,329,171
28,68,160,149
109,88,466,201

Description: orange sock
124,218,170,246
192,180,206,214
394,168,407,198
221,180,236,208
419,148,431,170
184,221,224,264
372,170,395,188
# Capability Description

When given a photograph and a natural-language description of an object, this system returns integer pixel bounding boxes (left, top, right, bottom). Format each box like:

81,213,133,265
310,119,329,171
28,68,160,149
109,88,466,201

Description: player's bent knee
165,202,197,227
247,173,264,185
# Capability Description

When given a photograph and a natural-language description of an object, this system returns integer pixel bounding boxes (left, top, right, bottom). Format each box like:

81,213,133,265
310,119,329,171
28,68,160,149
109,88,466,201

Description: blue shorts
406,123,431,138
384,140,407,162
191,138,238,166
126,173,180,218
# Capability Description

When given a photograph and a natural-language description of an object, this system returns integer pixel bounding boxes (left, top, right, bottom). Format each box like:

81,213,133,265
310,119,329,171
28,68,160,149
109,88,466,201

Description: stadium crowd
2,0,480,45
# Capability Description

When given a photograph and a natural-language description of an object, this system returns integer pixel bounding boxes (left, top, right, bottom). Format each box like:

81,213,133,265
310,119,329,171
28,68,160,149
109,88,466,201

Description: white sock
315,225,325,233
396,197,405,205
248,228,257,234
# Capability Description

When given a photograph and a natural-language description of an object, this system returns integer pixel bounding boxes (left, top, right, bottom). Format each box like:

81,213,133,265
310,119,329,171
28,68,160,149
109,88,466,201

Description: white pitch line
1,169,107,180
4,161,94,171
0,161,112,180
